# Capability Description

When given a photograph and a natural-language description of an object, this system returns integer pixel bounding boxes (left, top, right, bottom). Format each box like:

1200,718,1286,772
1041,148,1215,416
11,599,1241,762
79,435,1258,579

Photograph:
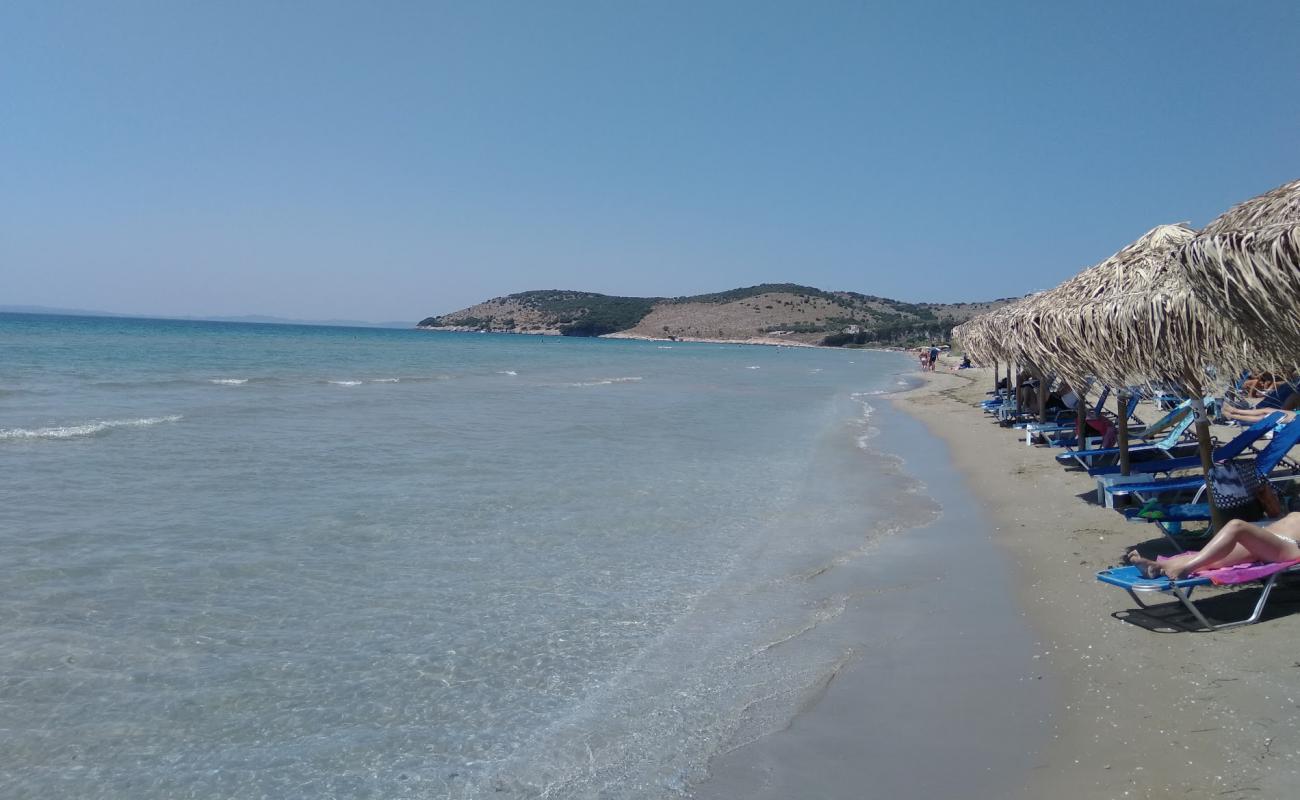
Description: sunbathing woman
1125,513,1300,580
1224,405,1296,424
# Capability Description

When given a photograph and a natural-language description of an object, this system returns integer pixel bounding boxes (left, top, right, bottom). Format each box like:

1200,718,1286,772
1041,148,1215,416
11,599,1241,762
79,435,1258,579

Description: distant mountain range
0,306,413,329
418,284,1018,347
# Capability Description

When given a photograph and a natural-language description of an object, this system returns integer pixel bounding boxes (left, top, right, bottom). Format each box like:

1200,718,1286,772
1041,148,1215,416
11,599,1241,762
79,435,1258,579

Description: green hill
418,284,1016,347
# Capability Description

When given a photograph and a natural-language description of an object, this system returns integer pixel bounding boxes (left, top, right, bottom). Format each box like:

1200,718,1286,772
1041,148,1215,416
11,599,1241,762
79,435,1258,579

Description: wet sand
696,363,1300,799
695,386,1054,799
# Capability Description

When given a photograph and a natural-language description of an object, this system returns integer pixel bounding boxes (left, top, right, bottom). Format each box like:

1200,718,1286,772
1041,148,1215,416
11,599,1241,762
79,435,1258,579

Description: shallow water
1,314,923,798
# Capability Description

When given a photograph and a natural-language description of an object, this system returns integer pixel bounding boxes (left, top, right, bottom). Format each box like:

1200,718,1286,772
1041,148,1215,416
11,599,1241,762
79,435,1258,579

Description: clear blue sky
3,1,1298,321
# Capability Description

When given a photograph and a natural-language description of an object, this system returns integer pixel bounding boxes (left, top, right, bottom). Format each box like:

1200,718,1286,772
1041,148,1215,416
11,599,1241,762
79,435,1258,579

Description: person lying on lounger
1223,399,1300,424
1125,512,1300,580
1244,371,1276,398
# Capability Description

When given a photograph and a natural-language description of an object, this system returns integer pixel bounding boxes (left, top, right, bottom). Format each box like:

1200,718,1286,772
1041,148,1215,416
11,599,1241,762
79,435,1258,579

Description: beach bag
1207,460,1263,510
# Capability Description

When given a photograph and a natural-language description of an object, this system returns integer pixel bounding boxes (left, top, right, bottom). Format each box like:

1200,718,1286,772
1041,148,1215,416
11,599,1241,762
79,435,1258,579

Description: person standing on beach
928,345,940,371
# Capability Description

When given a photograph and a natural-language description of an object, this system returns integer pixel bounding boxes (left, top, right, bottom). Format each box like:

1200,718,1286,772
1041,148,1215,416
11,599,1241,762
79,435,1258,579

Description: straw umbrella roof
1177,178,1300,367
1005,223,1251,395
952,296,1041,367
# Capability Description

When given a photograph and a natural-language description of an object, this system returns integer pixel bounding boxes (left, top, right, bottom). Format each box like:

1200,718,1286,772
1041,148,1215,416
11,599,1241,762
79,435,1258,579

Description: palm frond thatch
1177,178,1300,367
952,296,1041,367
1006,224,1251,395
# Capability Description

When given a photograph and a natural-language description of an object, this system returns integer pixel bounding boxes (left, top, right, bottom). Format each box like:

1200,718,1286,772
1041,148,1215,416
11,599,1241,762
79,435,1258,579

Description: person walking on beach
928,345,940,371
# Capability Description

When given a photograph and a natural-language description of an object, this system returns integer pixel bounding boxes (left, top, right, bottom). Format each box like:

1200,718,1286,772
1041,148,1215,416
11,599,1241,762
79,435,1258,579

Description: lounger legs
1123,575,1282,631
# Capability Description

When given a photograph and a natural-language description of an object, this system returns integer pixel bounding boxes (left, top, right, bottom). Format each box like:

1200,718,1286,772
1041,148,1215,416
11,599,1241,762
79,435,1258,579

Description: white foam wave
657,346,673,349
497,370,518,376
0,415,183,441
848,393,880,447
371,378,400,383
209,378,248,385
328,380,363,386
566,376,643,387
746,366,761,370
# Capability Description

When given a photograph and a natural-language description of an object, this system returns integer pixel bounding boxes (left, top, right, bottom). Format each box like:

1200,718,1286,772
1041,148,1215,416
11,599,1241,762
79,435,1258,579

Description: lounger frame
1098,565,1298,631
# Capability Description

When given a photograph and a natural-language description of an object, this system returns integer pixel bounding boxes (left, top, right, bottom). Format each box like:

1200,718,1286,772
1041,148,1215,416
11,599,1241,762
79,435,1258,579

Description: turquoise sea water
1,313,921,799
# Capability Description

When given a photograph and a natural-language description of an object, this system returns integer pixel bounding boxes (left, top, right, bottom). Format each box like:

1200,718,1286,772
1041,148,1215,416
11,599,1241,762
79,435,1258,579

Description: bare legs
1126,517,1300,580
1224,405,1295,424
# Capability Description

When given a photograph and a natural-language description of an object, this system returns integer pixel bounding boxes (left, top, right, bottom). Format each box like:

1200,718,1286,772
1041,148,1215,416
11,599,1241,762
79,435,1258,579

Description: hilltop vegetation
418,284,1016,347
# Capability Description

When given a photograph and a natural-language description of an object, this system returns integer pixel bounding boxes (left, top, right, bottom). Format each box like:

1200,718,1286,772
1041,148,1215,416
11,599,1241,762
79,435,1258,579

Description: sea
0,313,933,799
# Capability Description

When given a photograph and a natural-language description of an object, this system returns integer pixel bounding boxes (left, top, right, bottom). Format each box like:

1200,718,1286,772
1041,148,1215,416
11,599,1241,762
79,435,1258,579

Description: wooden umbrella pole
1075,387,1088,452
1117,389,1131,476
1036,367,1048,423
1190,396,1227,533
993,360,999,396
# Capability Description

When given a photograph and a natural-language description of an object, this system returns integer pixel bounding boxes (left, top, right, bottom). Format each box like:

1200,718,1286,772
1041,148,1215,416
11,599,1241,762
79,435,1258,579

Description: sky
3,1,1298,322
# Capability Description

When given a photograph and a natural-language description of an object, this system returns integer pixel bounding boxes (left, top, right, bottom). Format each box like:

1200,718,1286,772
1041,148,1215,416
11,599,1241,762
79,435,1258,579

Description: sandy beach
694,358,1300,799
894,362,1300,798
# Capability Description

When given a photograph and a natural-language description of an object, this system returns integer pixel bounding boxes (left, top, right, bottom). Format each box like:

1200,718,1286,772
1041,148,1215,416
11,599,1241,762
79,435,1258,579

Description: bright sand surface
893,364,1300,798
697,361,1300,799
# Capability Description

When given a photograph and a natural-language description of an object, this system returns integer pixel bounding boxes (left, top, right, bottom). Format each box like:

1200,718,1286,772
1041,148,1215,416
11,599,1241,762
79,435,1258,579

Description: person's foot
1123,549,1163,579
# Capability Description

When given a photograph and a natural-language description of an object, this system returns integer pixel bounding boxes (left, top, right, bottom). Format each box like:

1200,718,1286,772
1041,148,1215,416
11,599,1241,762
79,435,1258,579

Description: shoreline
890,363,1300,798
693,362,1054,799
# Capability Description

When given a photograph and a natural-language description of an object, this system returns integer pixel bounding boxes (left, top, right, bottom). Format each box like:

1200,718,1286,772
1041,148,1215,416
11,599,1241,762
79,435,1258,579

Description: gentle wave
0,415,183,441
327,380,364,386
497,370,518,376
849,393,880,447
565,376,643,387
746,366,761,370
209,378,248,385
371,378,400,383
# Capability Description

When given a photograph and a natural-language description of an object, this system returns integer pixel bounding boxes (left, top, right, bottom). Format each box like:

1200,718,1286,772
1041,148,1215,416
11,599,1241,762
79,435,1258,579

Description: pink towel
1159,552,1300,585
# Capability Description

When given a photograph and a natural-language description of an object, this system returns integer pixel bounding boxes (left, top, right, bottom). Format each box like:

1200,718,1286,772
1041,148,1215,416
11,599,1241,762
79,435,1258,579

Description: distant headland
417,284,1018,347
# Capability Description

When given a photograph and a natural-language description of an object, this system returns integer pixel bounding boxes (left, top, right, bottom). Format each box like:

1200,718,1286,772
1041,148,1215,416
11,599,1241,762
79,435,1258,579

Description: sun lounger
1022,388,1119,444
1056,400,1197,469
1103,415,1296,506
1093,412,1281,480
1256,381,1297,410
1097,561,1300,630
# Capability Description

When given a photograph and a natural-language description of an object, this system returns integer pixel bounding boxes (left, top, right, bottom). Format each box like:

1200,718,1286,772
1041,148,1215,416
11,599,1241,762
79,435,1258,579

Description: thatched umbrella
1177,178,1300,371
950,320,999,394
1012,223,1253,527
954,299,1045,417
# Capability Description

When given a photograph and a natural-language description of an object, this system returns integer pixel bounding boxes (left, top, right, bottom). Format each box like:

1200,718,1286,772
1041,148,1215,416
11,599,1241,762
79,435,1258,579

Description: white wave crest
746,366,761,370
566,376,643,387
209,378,248,385
497,370,518,376
328,380,363,386
371,378,400,383
657,346,673,349
0,415,183,441
848,394,880,447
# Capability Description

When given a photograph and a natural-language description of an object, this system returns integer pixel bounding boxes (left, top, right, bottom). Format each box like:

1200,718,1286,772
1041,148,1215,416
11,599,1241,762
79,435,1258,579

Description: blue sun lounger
1096,564,1300,631
1119,421,1300,541
1020,388,1113,443
1056,400,1198,469
1103,414,1292,505
1094,413,1281,481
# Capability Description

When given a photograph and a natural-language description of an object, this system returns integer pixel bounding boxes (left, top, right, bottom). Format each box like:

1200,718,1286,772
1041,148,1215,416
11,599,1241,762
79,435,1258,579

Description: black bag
1207,460,1263,510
